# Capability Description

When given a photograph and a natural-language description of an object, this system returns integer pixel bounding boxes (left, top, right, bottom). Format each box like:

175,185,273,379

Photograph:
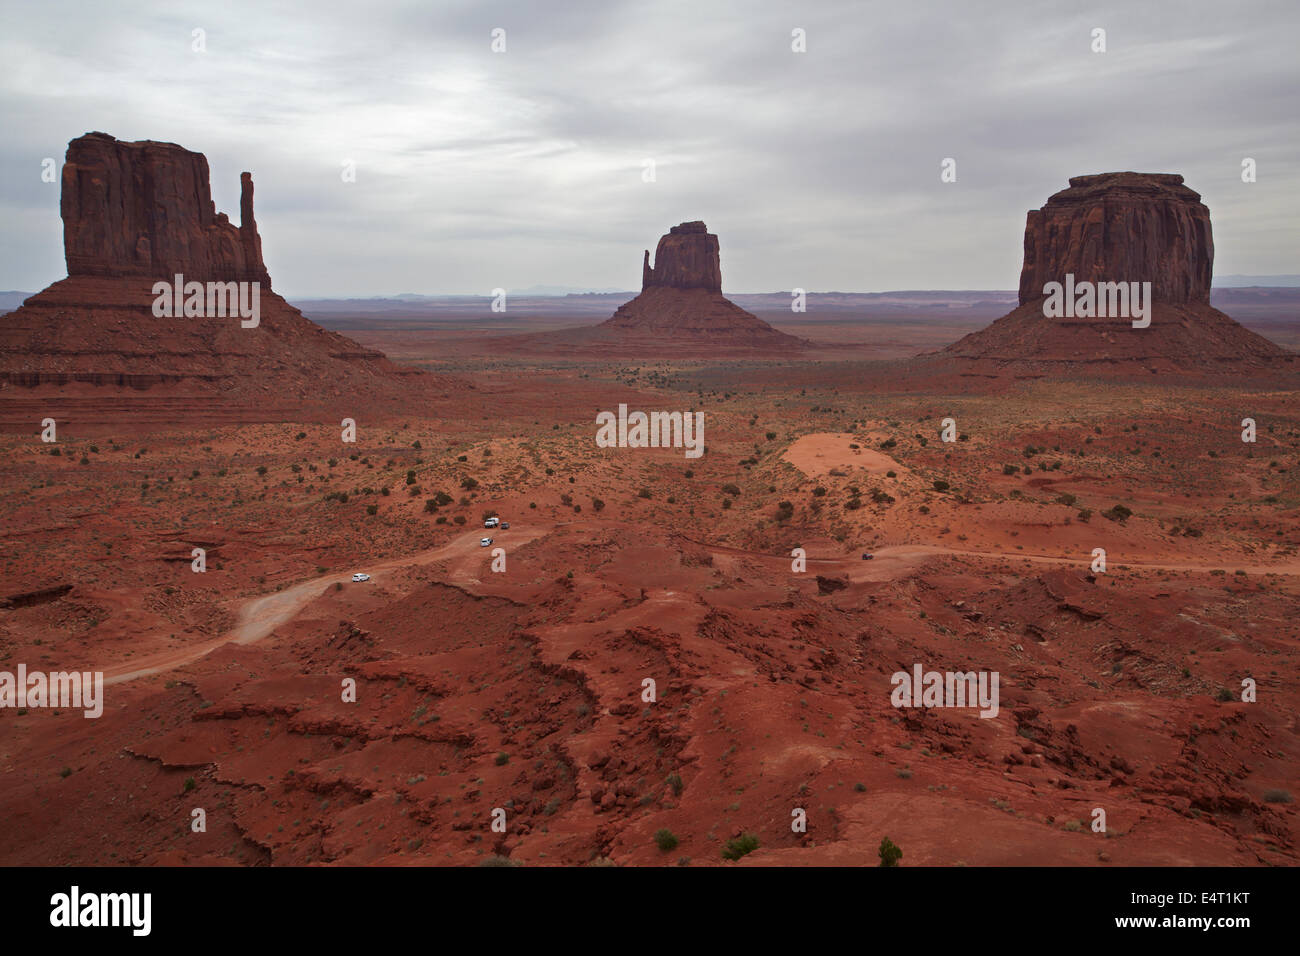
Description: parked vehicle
351,572,371,582
500,521,510,530
861,553,874,561
484,517,500,528
480,537,493,547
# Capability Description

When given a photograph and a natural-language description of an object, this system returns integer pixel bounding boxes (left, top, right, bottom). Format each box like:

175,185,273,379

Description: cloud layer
1,0,1296,296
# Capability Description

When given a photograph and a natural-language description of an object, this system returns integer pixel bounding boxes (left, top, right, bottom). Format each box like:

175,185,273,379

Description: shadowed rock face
942,172,1290,372
61,132,271,286
1018,172,1213,307
641,221,723,293
0,132,435,409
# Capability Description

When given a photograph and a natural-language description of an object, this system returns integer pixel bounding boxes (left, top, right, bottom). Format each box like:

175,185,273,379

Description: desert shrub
878,836,902,867
654,829,679,852
423,500,438,513
1263,789,1293,804
592,498,605,511
366,504,378,515
461,477,478,491
721,834,759,861
721,483,741,497
1102,503,1132,522
637,488,652,499
494,752,509,766
932,480,950,492
812,486,827,497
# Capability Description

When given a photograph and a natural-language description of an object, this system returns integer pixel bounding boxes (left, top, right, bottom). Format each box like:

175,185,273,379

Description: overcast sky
1,0,1296,297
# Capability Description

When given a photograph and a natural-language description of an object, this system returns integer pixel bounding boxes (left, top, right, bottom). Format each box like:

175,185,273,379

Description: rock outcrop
641,221,723,293
0,133,433,421
1018,172,1213,307
943,172,1290,372
596,222,806,349
62,132,270,286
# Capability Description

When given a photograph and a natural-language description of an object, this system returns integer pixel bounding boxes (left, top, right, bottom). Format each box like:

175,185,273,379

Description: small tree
879,836,902,867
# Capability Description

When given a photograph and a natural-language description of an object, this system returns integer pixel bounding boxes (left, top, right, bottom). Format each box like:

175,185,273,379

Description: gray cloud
0,0,1296,296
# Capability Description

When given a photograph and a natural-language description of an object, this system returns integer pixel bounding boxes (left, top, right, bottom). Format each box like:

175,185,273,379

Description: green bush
654,829,679,852
721,833,759,861
879,836,902,867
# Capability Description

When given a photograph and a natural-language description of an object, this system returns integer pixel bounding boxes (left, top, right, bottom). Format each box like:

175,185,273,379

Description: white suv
351,573,371,582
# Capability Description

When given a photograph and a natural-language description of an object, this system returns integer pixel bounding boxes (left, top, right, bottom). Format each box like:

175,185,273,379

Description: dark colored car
861,553,874,560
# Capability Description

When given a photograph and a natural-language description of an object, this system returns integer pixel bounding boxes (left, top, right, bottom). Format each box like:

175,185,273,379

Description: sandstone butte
0,132,429,422
592,221,808,348
942,172,1292,372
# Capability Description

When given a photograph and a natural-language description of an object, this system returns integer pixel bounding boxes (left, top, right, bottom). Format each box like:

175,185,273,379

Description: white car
351,573,371,582
484,517,500,529
479,537,493,547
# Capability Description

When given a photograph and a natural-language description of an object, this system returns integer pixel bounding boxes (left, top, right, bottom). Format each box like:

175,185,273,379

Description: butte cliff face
0,132,429,421
595,221,806,349
641,221,723,293
944,172,1289,371
61,132,270,286
1018,172,1213,307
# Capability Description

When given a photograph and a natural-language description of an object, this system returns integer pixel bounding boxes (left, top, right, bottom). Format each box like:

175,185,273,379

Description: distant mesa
592,221,807,348
943,172,1291,371
0,132,428,421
